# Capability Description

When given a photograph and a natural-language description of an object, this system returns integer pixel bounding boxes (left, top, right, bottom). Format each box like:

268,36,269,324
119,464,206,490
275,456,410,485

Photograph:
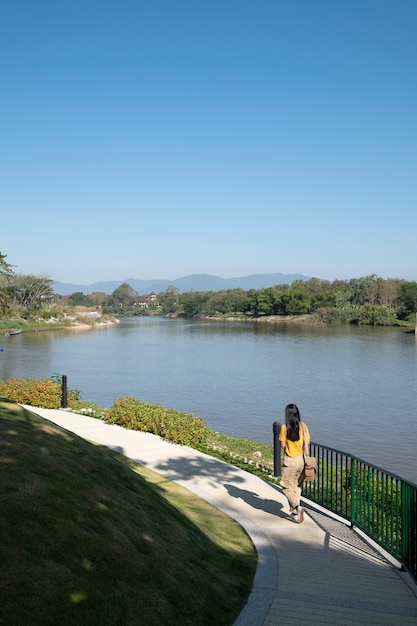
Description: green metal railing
302,442,417,584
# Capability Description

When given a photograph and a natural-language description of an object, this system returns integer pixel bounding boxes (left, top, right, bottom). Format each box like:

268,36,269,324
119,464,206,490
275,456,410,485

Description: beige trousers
280,454,305,515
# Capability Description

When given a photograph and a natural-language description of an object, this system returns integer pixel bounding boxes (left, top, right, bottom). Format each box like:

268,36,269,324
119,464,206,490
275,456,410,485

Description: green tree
245,290,258,316
349,275,378,305
280,288,311,315
356,304,397,326
6,275,54,309
180,292,209,317
0,252,15,315
111,283,138,306
310,290,336,311
375,278,403,308
204,291,228,315
159,286,181,315
69,292,85,305
253,288,274,316
396,282,417,320
85,292,108,307
222,289,252,315
0,252,14,280
332,279,352,307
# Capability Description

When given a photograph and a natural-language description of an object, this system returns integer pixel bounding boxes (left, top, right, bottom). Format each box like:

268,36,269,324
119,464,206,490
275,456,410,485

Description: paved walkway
26,406,417,626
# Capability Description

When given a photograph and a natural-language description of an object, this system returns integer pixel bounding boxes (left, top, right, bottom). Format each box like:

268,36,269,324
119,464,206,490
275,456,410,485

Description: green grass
0,399,256,626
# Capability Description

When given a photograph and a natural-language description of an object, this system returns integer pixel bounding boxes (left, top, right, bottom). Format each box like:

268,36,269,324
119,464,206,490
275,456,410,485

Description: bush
356,304,397,326
0,377,77,409
106,396,211,446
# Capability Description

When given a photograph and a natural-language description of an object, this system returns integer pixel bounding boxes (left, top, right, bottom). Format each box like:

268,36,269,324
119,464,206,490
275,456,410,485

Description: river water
1,317,416,483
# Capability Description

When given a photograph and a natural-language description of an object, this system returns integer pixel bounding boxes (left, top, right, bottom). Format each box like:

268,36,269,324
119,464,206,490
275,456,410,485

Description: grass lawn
0,399,257,626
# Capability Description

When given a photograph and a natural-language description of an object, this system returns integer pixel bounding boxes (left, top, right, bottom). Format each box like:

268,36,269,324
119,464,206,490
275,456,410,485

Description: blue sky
1,0,416,285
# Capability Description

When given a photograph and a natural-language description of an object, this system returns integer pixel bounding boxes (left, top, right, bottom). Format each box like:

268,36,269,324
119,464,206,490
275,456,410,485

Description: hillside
0,399,256,625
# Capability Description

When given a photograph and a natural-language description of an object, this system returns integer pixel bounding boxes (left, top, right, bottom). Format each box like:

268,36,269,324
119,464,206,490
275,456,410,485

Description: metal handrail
301,442,417,584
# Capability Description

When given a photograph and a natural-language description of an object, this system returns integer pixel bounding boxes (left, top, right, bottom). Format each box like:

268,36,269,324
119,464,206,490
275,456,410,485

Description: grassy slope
0,400,256,626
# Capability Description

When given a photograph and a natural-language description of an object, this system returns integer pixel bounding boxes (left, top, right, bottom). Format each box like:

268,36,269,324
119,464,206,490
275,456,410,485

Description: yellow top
279,422,310,457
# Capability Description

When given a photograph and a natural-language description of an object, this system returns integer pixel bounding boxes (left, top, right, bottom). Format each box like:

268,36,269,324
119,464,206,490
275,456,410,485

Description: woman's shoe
292,506,304,523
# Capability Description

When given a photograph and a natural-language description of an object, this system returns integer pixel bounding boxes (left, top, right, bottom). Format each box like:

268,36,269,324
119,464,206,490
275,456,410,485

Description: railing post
401,481,411,572
61,374,68,409
350,458,356,528
273,421,281,477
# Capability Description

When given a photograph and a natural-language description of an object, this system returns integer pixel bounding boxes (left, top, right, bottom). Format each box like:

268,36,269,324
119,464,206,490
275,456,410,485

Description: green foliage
356,304,397,326
143,275,413,326
110,282,138,306
106,396,212,446
0,252,14,280
279,288,311,315
352,465,401,547
6,274,54,310
396,281,417,319
0,378,78,409
310,289,336,310
69,291,85,305
0,252,14,315
180,292,211,317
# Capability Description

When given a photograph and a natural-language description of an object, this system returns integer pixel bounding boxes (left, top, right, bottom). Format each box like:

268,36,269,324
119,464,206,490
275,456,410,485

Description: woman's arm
302,422,310,454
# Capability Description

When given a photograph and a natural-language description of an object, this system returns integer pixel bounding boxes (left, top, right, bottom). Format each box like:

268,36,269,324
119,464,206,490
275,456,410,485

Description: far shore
2,311,414,334
1,318,119,335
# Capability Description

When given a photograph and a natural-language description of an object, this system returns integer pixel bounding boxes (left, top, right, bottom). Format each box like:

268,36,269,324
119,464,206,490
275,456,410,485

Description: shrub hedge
0,377,76,409
106,396,211,446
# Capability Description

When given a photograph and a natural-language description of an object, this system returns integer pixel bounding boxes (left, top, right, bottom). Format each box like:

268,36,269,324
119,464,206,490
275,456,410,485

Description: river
1,317,416,483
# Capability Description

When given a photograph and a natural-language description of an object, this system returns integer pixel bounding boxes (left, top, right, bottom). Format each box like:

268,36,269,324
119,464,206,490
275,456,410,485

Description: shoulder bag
301,422,318,481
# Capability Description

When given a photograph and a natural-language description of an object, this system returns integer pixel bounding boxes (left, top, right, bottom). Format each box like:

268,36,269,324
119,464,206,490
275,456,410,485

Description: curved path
26,406,417,626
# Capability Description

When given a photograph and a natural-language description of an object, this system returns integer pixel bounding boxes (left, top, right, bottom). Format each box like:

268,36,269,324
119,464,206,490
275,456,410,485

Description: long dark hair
285,403,301,442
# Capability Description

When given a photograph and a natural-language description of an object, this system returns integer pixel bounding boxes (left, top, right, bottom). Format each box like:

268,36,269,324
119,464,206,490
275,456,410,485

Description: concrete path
26,406,417,626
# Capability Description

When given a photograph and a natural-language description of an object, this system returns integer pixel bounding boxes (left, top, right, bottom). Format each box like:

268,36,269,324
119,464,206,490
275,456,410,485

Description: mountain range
53,272,310,296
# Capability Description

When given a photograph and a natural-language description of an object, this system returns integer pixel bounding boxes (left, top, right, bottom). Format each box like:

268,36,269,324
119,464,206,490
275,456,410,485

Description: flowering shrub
0,378,77,409
106,397,211,446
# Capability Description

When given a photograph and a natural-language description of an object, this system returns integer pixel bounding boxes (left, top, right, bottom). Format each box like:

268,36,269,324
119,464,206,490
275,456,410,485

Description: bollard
61,374,68,409
273,421,281,477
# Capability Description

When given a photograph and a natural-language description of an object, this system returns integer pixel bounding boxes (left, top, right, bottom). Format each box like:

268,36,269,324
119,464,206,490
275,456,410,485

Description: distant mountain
53,272,310,296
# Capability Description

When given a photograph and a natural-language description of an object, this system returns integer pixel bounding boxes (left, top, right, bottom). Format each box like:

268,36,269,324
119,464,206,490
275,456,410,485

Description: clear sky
1,0,416,285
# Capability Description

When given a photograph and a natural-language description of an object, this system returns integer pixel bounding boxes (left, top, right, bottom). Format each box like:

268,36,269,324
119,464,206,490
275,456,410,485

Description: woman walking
279,403,310,523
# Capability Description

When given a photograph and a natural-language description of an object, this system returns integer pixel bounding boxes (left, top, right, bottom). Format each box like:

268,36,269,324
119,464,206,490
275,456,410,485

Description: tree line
83,276,417,327
156,277,417,326
1,252,416,327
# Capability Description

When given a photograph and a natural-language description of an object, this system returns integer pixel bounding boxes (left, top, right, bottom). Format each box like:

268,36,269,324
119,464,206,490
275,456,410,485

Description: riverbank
165,312,414,328
163,312,334,327
0,311,118,334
